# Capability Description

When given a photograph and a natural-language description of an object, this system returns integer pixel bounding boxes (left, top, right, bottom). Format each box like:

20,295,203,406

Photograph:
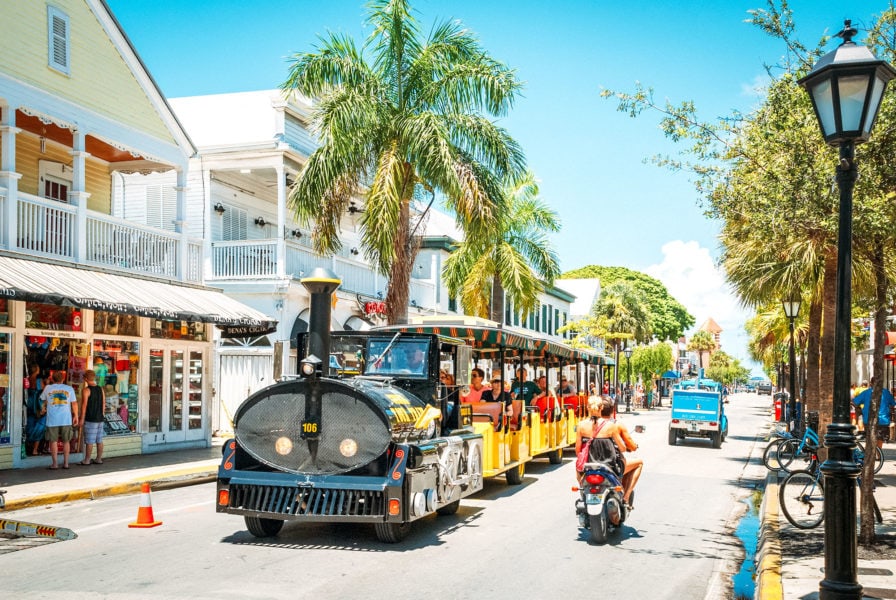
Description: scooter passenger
575,397,643,508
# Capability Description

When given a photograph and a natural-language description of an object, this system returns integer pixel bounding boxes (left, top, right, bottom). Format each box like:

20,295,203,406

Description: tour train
215,268,608,542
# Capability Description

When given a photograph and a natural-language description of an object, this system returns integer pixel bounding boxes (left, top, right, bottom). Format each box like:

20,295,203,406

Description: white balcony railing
211,239,278,279
17,193,76,259
210,239,439,311
1,190,202,283
86,213,177,277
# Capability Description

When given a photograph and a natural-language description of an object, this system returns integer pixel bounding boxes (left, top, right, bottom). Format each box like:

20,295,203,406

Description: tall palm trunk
818,250,838,443
489,273,505,323
386,169,416,325
860,241,887,546
804,296,822,423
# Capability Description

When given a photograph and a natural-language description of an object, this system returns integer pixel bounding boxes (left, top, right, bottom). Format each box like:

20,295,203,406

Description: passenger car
756,380,773,395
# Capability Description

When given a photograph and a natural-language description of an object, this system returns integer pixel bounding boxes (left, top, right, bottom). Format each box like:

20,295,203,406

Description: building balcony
0,188,202,282
209,238,437,309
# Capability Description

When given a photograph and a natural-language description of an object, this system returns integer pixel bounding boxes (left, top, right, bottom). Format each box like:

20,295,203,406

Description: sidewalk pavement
0,440,224,511
757,439,896,600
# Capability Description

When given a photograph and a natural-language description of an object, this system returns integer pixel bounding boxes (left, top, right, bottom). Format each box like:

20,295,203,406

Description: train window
365,338,431,377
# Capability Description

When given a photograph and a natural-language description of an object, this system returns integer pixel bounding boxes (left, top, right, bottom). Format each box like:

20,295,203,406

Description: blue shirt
853,387,896,426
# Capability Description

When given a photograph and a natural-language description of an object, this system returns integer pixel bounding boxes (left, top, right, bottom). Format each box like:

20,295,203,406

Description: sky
105,0,886,373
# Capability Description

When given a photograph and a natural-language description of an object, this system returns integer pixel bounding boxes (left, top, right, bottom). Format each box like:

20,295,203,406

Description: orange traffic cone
128,482,162,528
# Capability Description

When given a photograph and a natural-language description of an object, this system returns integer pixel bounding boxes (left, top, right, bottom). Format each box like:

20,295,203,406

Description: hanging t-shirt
40,383,77,427
94,362,108,387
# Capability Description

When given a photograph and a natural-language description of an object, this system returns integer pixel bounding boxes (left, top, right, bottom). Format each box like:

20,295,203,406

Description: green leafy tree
442,170,561,322
283,0,525,323
705,350,750,387
561,265,694,341
631,343,673,390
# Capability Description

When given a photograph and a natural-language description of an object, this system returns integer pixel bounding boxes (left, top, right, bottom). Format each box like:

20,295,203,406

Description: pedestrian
853,377,896,448
78,370,105,465
39,370,79,470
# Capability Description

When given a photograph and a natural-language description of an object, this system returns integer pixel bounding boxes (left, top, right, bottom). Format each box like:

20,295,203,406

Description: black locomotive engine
216,269,483,543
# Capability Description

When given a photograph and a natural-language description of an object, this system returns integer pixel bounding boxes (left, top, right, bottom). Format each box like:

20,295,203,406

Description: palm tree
687,330,716,372
282,0,526,323
442,170,560,322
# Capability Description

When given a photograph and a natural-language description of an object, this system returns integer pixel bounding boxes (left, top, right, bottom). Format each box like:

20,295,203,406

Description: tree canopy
561,265,694,341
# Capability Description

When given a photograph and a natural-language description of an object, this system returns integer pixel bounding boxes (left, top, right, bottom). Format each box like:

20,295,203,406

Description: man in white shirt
40,370,79,470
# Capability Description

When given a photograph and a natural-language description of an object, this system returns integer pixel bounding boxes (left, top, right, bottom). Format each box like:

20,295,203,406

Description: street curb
2,469,217,511
756,469,783,600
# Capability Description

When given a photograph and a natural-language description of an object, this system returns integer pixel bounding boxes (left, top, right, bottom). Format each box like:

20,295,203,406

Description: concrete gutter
2,467,217,512
756,469,783,600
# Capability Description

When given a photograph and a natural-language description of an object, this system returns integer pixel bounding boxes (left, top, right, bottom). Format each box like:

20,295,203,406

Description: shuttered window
48,6,70,75
145,185,177,231
222,205,247,241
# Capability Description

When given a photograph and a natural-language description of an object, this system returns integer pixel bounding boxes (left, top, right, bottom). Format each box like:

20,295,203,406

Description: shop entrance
148,344,206,444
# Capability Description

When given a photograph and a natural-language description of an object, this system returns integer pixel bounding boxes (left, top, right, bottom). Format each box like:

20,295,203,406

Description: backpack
575,418,626,476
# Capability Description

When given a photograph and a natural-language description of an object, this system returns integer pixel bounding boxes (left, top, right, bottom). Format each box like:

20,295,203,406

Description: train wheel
245,516,283,538
436,500,460,516
374,521,411,543
588,509,609,545
548,447,563,465
711,431,722,449
668,428,678,446
506,462,525,485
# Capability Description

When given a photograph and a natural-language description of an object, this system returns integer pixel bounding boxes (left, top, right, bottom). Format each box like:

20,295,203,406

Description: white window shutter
48,7,70,74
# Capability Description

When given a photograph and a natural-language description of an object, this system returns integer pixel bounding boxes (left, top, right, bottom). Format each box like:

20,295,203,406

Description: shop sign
364,301,387,317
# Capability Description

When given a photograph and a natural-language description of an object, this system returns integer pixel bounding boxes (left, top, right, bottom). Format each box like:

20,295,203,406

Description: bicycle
764,425,883,474
778,454,883,529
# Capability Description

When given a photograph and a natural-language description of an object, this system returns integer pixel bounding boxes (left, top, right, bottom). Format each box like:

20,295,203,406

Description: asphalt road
2,392,770,600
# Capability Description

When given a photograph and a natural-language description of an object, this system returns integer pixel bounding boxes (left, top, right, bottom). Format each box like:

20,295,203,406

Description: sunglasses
471,374,482,378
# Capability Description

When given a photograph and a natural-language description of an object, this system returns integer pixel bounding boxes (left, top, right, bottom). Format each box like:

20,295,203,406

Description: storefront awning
0,255,277,337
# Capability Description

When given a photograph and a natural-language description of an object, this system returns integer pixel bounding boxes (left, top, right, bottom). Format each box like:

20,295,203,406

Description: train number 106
300,419,321,439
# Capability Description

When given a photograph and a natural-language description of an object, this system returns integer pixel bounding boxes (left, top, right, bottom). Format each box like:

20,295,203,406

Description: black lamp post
782,294,802,430
624,345,633,413
799,20,896,600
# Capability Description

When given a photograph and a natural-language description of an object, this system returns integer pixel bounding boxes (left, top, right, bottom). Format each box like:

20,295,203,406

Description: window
221,205,247,241
145,185,177,232
39,160,72,203
47,6,70,75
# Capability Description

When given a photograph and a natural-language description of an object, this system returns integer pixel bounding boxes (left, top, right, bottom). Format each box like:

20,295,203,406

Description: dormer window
47,6,70,75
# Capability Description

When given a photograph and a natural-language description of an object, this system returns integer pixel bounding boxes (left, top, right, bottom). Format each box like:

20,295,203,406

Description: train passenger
481,378,515,418
462,368,487,403
575,397,643,509
512,368,540,405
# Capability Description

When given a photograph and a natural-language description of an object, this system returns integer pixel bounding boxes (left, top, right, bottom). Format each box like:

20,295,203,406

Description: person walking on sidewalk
39,371,79,470
78,369,105,465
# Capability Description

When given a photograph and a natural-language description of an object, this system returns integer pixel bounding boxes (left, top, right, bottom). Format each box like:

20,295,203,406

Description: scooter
573,461,631,544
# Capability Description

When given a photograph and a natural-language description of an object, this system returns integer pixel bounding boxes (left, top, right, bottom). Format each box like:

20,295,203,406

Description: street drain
732,489,762,599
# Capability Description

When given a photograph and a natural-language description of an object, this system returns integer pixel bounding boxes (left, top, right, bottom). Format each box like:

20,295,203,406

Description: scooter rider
575,397,643,508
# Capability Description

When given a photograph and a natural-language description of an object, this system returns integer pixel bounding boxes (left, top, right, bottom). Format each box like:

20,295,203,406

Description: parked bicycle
762,425,883,474
778,453,883,529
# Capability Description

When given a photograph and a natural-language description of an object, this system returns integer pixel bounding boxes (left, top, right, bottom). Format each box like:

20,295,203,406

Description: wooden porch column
70,129,91,262
0,102,22,250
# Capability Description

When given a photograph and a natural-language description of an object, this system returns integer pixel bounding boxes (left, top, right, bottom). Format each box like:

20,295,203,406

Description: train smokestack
300,268,341,370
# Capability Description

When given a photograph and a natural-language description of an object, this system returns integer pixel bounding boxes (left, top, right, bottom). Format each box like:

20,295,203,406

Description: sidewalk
757,441,896,600
0,441,224,511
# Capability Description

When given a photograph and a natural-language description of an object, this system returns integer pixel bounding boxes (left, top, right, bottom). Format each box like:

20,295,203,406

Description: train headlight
339,438,358,458
274,436,293,455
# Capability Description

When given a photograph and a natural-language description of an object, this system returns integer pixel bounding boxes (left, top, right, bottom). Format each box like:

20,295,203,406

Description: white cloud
645,240,760,373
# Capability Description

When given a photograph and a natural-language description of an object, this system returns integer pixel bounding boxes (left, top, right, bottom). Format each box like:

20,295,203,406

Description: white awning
0,255,276,337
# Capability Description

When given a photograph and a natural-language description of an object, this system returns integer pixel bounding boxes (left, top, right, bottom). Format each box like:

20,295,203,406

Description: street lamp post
799,20,896,600
782,294,802,431
624,345,633,413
